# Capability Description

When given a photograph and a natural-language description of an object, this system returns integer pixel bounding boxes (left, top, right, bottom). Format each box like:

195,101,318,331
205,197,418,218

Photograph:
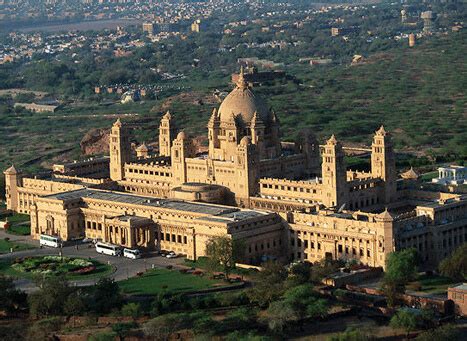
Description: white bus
95,242,122,256
123,248,142,259
40,234,61,248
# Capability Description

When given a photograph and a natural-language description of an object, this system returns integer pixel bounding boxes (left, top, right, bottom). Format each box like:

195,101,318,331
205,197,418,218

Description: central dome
218,77,271,125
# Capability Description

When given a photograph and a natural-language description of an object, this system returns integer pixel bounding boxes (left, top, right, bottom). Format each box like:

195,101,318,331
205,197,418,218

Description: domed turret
240,136,251,146
177,131,187,140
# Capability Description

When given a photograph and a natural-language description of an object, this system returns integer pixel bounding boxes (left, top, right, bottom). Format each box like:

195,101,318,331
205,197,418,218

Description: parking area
0,230,185,292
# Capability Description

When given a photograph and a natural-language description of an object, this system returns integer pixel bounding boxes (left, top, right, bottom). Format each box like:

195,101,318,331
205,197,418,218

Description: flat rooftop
44,189,239,216
198,210,268,223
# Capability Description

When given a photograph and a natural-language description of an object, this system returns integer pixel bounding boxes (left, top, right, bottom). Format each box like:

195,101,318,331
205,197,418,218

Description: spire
4,164,18,175
113,118,123,128
327,134,338,145
236,66,248,89
163,110,172,119
376,125,387,136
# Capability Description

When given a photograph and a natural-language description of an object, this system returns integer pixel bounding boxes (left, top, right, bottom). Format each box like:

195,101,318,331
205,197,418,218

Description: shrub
121,302,142,318
88,331,117,341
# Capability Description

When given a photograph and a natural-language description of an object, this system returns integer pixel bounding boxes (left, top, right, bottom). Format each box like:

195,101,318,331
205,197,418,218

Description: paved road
0,230,184,293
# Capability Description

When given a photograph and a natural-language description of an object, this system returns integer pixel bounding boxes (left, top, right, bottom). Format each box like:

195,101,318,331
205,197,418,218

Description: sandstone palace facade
4,71,467,269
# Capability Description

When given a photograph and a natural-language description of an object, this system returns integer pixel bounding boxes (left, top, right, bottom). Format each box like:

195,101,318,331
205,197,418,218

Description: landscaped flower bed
11,256,97,276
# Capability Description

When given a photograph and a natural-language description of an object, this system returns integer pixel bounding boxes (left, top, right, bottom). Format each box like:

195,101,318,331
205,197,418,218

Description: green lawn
6,224,31,236
2,213,31,236
184,257,256,277
4,213,30,224
420,171,439,182
119,268,228,295
407,274,456,295
0,239,34,254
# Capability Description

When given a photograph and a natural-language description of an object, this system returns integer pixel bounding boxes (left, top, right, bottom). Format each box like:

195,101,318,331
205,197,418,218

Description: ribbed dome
218,86,271,125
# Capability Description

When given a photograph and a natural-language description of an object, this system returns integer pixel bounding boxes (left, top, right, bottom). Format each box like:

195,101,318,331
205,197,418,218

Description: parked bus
95,242,122,256
40,234,61,248
123,248,142,259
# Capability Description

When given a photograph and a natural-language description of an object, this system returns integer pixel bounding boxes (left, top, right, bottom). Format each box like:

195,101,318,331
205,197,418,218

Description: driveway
0,230,185,292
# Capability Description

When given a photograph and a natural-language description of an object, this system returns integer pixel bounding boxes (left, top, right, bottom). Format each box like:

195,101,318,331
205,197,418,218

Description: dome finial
236,66,248,89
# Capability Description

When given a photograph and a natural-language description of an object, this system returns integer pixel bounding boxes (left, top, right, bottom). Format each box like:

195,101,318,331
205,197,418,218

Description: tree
390,309,419,340
121,302,142,319
287,261,312,286
28,276,72,317
63,290,86,320
89,278,123,314
382,249,418,307
329,327,374,341
0,275,26,315
385,249,418,284
439,243,467,281
264,300,297,335
205,236,244,279
247,261,288,307
415,324,462,341
142,314,182,341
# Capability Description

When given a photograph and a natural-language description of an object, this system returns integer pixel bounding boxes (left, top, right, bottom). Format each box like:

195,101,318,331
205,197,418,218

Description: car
166,253,178,259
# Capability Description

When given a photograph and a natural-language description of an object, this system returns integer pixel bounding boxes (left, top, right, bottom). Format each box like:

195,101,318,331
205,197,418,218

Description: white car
166,252,178,259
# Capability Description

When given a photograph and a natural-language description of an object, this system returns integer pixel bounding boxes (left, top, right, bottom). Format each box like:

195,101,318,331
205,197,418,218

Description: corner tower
109,119,131,181
321,135,347,208
159,111,177,157
371,126,396,204
4,165,22,212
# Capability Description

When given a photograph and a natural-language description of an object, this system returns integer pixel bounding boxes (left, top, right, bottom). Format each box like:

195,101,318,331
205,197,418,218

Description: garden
0,255,113,280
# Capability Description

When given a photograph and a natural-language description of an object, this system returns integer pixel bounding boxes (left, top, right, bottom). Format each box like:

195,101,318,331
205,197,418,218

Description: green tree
382,249,418,307
282,284,328,320
264,300,297,335
90,278,123,314
63,290,86,320
28,276,72,317
142,314,182,341
328,327,374,341
112,322,138,341
439,243,467,281
247,261,288,307
121,302,142,319
0,275,26,315
414,324,462,341
390,309,419,340
205,236,244,279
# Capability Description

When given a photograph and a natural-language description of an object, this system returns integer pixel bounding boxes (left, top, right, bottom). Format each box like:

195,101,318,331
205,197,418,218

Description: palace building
4,70,467,268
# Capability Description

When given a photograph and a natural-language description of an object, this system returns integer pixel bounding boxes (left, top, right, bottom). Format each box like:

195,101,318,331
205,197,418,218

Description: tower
159,111,177,157
371,126,397,204
171,131,195,187
207,108,220,158
250,111,266,158
321,135,347,208
3,165,22,212
235,136,259,205
109,119,131,181
296,129,320,176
